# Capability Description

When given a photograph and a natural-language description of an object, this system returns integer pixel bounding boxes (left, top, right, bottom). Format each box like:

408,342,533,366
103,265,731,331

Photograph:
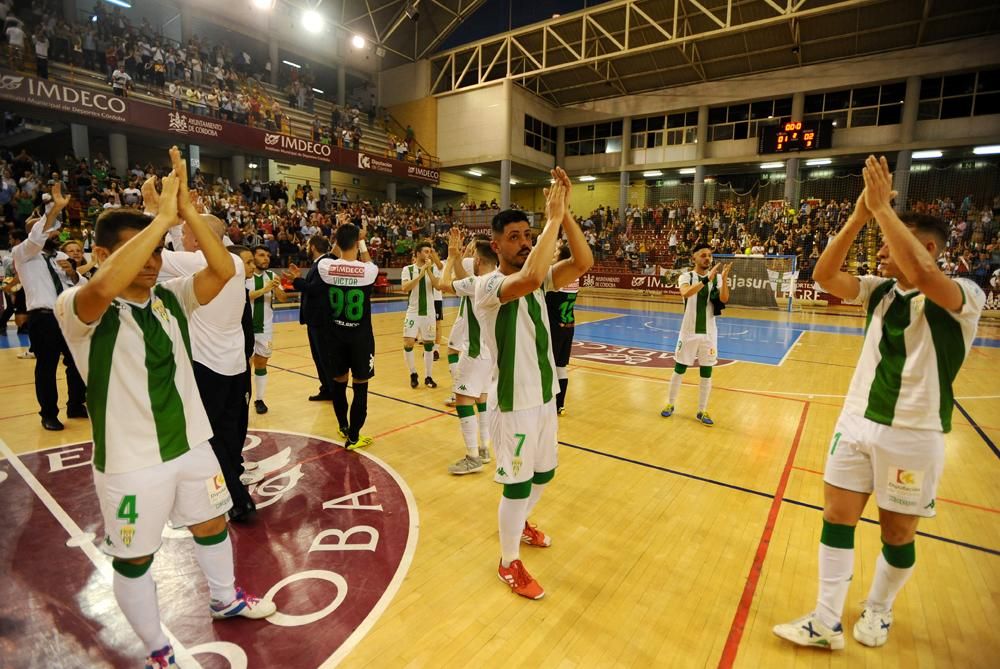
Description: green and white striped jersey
448,259,480,356
55,276,214,474
402,263,435,316
452,274,489,360
247,270,277,336
678,269,721,337
844,275,985,433
475,268,560,413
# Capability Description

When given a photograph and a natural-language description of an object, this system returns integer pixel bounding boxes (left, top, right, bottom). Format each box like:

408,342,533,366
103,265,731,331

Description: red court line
790,465,1000,515
718,401,810,669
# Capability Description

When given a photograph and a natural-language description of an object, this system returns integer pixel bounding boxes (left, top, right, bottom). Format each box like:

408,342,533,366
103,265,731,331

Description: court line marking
954,400,1000,461
718,402,810,669
0,438,201,667
776,330,803,367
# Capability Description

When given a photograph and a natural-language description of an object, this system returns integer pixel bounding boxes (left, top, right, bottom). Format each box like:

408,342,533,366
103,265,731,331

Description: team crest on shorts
0,431,418,668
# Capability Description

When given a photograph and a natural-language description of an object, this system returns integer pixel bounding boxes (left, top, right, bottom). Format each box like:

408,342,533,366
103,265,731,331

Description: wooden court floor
1,293,998,668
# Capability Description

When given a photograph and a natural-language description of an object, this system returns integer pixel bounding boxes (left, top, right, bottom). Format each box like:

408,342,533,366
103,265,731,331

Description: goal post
710,254,797,313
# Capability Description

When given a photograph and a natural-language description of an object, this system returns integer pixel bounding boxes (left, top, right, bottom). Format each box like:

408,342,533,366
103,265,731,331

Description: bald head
181,214,225,252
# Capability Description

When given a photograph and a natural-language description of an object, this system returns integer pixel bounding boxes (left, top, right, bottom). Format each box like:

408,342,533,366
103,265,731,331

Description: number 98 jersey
316,258,380,334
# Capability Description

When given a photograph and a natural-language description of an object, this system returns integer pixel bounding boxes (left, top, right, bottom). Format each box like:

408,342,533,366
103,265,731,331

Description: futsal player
431,248,445,360
660,245,730,426
773,156,985,650
438,226,497,474
54,153,274,669
443,239,476,407
475,168,593,599
545,244,579,415
400,241,439,388
248,245,286,414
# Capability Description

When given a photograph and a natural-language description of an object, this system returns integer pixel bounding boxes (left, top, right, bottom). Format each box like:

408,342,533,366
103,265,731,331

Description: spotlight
351,35,366,49
302,9,323,33
250,0,274,9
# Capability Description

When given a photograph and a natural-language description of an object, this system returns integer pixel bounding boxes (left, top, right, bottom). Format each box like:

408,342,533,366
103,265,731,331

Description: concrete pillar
693,106,708,211
500,159,511,211
618,116,632,221
791,91,805,121
556,125,565,166
180,7,192,44
337,66,347,107
320,168,331,189
70,123,89,161
386,181,396,203
618,170,629,227
784,157,800,205
421,185,433,211
231,154,245,184
109,132,127,177
693,165,706,210
894,150,912,212
893,76,921,211
268,38,279,86
63,0,77,22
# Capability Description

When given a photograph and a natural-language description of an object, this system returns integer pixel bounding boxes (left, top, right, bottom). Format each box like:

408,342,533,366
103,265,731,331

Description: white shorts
453,354,492,398
253,333,273,358
491,400,558,485
823,412,944,518
94,443,233,558
674,333,718,367
403,313,436,341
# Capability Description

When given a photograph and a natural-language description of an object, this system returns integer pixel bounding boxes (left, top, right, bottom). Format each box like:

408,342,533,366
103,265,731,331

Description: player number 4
117,495,138,524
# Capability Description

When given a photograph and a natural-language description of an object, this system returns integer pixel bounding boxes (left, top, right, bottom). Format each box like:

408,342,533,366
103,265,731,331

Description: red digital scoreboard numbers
759,119,833,154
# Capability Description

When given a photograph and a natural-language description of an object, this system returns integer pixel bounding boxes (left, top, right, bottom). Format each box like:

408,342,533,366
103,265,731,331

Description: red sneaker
521,521,552,547
497,559,544,600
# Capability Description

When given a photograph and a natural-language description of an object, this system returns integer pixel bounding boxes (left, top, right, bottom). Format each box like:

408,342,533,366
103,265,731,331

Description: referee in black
10,185,86,431
290,234,334,401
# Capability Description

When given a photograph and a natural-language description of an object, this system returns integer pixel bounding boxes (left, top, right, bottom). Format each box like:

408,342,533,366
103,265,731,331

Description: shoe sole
772,628,845,650
449,466,484,475
853,625,887,648
496,572,544,600
521,537,552,547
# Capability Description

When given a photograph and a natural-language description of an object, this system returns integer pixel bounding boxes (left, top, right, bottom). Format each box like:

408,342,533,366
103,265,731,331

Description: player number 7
514,433,526,457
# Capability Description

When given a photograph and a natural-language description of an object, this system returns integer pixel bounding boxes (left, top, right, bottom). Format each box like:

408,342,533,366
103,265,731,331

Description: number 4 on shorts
117,495,138,524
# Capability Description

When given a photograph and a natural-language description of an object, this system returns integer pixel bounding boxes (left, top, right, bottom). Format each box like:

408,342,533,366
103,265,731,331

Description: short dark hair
691,243,712,255
475,240,499,266
898,212,948,249
556,245,571,261
491,209,530,236
95,209,152,249
253,245,270,255
335,224,359,251
227,245,251,256
414,240,432,253
309,234,331,254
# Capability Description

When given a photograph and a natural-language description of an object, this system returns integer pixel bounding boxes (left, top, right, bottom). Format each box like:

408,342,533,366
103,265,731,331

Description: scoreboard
758,119,834,154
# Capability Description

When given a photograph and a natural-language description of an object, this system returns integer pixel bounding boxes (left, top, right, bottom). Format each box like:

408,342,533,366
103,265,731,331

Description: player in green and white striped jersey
247,246,286,414
400,241,441,388
54,149,274,668
439,227,498,475
474,168,593,600
774,156,985,653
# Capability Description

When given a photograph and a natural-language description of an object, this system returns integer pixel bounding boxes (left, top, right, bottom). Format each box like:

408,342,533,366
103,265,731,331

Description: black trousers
192,361,254,510
26,310,86,419
307,323,331,393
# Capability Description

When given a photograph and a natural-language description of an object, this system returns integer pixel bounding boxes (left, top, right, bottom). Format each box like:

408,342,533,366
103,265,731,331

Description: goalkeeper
661,245,731,426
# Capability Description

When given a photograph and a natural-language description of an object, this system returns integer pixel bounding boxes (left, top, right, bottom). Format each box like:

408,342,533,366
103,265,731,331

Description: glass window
876,103,901,126
667,113,686,128
685,111,699,126
708,106,727,124
565,126,578,142
611,120,623,135
565,142,580,156
852,87,879,107
631,134,644,149
827,110,848,128
524,131,533,147
733,122,749,140
712,124,733,141
977,69,1000,92
579,140,594,154
579,125,594,140
524,116,533,131
920,77,941,100
850,107,878,127
974,92,1000,115
649,132,663,148
940,96,973,118
727,104,749,122
632,118,648,132
605,137,622,153
804,94,824,114
750,100,772,120
684,128,697,144
773,98,792,117
880,82,906,105
648,115,665,131
825,90,850,110
917,100,940,120
593,138,606,153
943,73,976,97
596,122,612,138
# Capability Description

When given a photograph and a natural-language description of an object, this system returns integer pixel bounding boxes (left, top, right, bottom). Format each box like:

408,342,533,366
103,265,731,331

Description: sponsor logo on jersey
326,264,367,277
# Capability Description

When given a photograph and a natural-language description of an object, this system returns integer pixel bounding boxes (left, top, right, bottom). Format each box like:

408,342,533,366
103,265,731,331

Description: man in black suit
288,235,333,400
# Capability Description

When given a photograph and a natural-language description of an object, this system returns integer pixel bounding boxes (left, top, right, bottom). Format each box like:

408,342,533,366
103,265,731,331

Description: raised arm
171,146,235,304
400,262,430,293
811,191,872,301
73,175,180,324
498,168,566,303
19,183,70,258
718,263,732,303
863,155,963,311
551,172,594,289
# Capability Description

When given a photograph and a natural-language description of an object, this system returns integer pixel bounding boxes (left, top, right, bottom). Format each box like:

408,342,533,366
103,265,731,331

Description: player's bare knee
403,338,416,349
877,510,919,545
334,373,349,383
190,515,228,538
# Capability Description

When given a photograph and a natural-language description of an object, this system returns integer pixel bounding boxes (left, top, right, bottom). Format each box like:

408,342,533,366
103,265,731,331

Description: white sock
498,495,529,567
668,372,683,405
193,534,237,604
525,482,546,517
254,371,267,401
404,348,416,373
815,543,854,628
698,377,712,412
113,569,169,653
477,404,490,447
459,411,478,457
424,349,434,377
866,553,914,611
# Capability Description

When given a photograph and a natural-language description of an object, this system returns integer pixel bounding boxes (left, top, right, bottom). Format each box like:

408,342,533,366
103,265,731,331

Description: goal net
710,254,797,312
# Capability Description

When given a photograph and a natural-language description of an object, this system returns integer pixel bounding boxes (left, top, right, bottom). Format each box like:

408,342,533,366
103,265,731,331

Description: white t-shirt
5,25,24,47
55,276,214,474
158,250,248,375
475,268,560,412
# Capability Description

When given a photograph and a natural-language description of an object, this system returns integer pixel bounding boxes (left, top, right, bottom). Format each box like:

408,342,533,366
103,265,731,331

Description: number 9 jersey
317,257,380,378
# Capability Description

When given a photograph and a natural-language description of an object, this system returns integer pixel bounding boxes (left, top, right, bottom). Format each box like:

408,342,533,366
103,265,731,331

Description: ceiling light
351,35,366,49
578,176,597,182
302,9,323,33
973,145,1000,155
312,88,324,94
282,60,301,69
760,162,784,169
912,150,942,159
678,167,696,175
805,158,832,166
104,0,132,8
509,178,519,185
248,162,259,169
467,169,482,177
642,170,663,177
832,121,837,126
250,0,274,9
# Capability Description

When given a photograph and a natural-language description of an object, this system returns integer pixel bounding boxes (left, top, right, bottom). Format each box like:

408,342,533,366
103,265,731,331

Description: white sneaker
854,606,893,647
773,612,845,650
17,350,35,359
448,455,483,475
478,445,491,463
210,587,276,620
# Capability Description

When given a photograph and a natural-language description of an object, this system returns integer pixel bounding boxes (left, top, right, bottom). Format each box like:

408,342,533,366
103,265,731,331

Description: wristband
358,241,368,253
